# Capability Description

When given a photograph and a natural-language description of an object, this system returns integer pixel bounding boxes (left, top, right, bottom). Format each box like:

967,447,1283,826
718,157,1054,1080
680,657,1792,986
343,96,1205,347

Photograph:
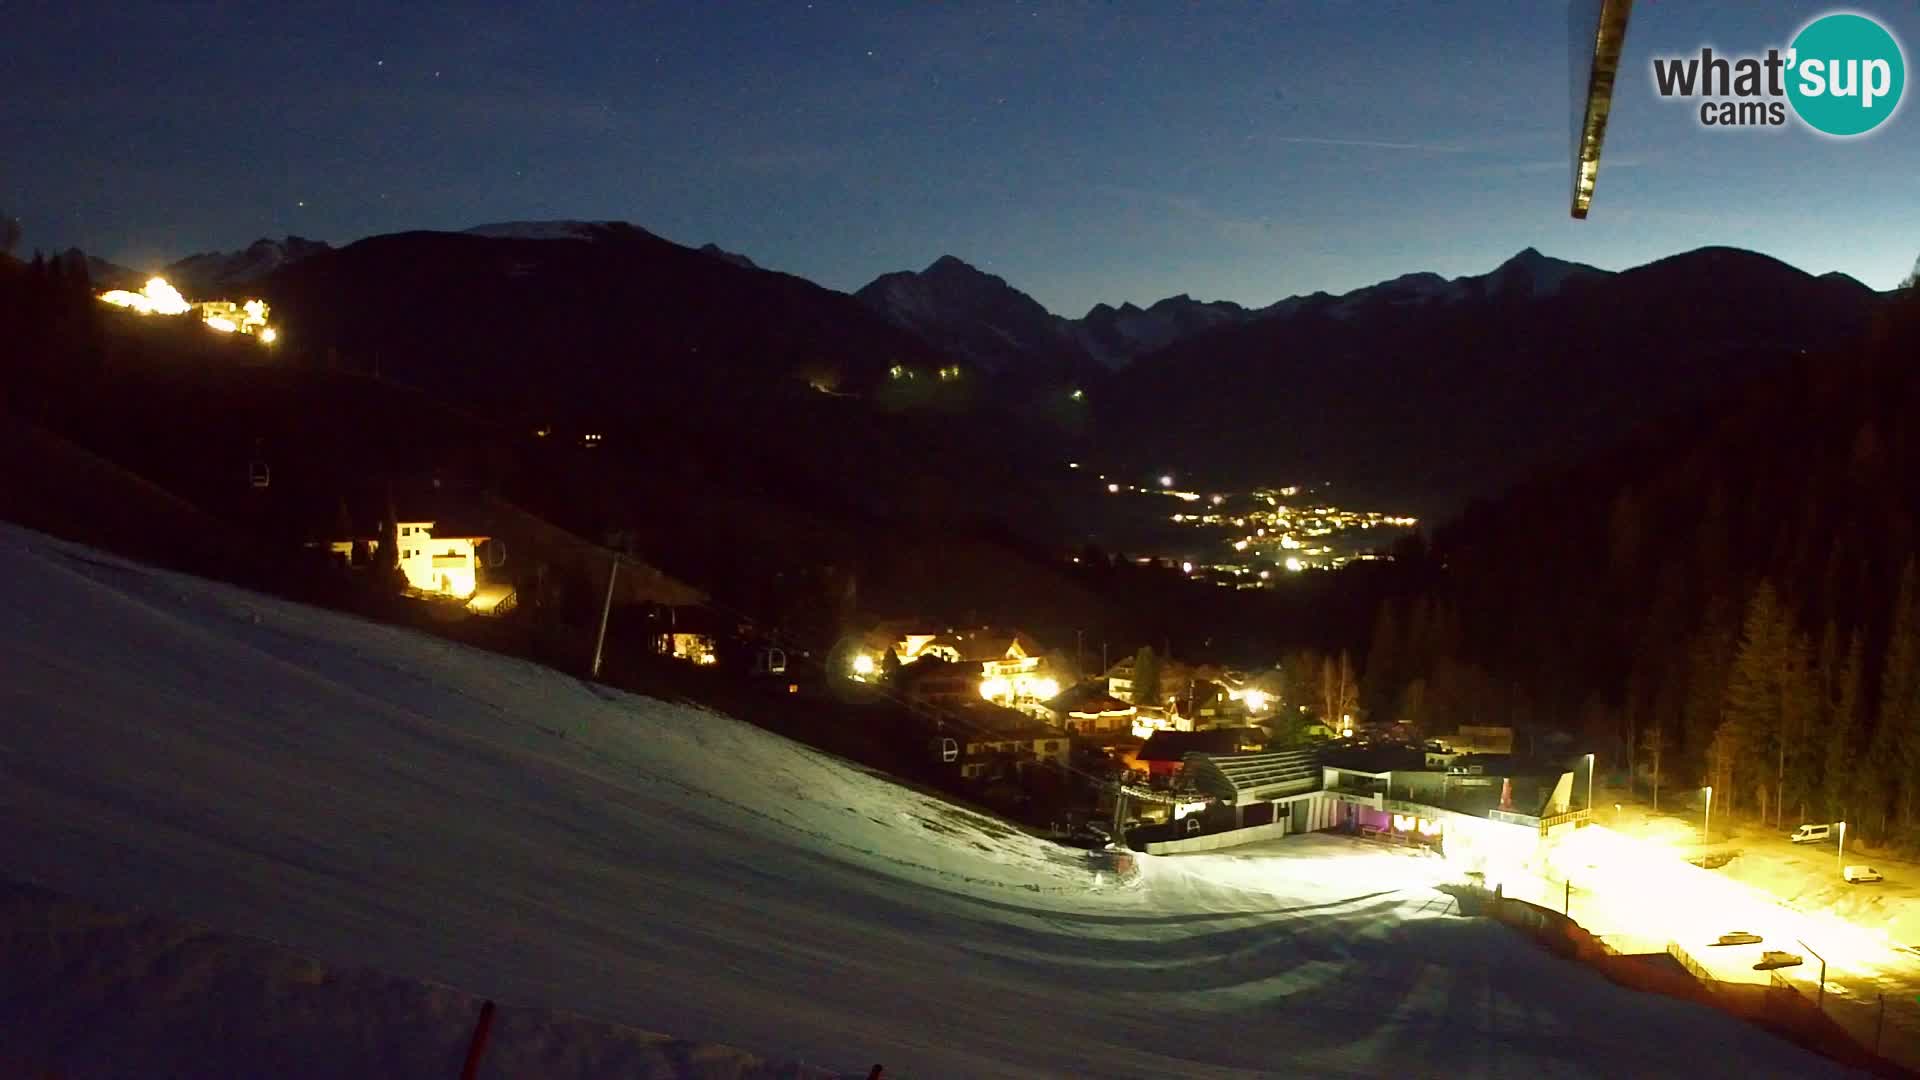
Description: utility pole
590,556,620,680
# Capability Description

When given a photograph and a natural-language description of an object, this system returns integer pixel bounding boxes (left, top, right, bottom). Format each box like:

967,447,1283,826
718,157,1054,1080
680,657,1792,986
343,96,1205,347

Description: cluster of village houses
324,511,1588,873
819,622,1586,879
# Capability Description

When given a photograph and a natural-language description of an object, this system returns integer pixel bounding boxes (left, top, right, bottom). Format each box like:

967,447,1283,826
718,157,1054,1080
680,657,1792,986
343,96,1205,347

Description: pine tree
1683,598,1737,789
1363,601,1401,719
1825,629,1865,821
1779,629,1821,825
1721,581,1801,826
1882,561,1920,827
1133,646,1161,707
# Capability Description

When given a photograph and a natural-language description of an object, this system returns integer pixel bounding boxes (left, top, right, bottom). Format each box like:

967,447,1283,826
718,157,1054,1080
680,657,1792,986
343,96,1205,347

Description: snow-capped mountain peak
460,220,620,241
165,236,331,293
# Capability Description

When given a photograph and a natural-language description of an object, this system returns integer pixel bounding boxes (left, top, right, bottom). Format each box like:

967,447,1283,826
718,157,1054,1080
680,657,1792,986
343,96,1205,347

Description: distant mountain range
1096,246,1881,516
850,247,1614,376
70,219,1893,516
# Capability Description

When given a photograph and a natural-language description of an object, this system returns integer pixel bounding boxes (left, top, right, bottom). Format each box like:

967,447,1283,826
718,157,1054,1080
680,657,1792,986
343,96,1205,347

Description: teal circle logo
1787,13,1905,136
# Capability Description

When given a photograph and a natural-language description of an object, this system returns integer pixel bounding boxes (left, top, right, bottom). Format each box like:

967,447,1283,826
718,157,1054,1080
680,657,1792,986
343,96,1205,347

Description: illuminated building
97,277,278,344
327,520,488,600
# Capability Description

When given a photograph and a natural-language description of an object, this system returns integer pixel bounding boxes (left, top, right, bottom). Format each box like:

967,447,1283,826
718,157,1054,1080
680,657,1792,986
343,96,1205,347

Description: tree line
1353,265,1920,843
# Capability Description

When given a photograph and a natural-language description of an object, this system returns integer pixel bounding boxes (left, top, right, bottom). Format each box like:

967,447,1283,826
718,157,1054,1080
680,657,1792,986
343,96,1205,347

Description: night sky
6,2,1916,314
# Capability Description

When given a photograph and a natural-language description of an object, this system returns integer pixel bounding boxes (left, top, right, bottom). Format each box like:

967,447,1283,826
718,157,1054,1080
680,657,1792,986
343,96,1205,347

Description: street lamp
1702,785,1713,841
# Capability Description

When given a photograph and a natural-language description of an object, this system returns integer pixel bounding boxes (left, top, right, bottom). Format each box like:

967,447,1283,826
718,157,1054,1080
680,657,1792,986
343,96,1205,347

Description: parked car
1788,823,1832,844
1754,950,1804,971
1844,865,1884,884
1714,931,1763,946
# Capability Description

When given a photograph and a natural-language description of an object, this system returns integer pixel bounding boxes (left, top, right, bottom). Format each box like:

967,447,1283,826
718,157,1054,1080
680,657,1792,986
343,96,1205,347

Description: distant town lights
1107,483,1120,493
1159,475,1174,488
1284,557,1304,572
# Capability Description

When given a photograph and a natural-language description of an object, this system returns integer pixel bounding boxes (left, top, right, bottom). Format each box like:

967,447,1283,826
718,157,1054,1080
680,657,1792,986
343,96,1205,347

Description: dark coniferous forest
1362,271,1920,841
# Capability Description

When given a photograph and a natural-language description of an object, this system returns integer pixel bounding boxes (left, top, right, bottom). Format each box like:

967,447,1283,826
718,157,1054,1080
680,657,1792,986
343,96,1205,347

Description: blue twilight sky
4,1,1916,316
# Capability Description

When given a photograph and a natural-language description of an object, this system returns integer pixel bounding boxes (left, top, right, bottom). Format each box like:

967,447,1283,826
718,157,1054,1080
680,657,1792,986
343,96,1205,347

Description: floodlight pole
590,556,620,680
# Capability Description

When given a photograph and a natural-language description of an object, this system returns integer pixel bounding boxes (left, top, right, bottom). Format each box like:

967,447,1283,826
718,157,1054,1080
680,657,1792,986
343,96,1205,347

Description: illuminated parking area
1537,823,1920,1001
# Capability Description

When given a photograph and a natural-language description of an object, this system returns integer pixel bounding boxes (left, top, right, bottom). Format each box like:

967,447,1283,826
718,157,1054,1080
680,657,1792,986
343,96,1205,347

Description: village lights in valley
1284,557,1304,572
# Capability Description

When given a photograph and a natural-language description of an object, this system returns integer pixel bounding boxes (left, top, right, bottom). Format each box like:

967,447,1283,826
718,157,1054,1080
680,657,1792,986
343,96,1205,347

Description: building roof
1138,727,1267,763
1184,748,1321,805
1042,680,1135,715
932,627,1044,663
947,703,1055,741
1318,743,1429,774
895,657,977,688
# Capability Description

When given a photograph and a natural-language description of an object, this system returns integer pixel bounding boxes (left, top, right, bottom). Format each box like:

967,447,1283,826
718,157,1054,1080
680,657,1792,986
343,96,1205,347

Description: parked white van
1788,823,1832,844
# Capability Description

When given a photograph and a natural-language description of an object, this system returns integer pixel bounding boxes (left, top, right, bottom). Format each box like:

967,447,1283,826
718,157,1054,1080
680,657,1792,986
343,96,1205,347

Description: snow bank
0,877,832,1079
0,524,1854,1077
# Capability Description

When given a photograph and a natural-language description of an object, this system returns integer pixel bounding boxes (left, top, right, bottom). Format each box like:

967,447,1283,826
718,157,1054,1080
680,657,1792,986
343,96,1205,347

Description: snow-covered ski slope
0,525,1846,1078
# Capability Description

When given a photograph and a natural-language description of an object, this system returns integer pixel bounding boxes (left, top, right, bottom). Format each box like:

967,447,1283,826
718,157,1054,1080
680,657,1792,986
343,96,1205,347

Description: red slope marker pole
459,1000,497,1080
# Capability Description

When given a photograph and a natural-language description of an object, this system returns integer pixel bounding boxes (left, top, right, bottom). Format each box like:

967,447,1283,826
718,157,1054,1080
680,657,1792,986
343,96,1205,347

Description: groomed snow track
0,525,1849,1077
